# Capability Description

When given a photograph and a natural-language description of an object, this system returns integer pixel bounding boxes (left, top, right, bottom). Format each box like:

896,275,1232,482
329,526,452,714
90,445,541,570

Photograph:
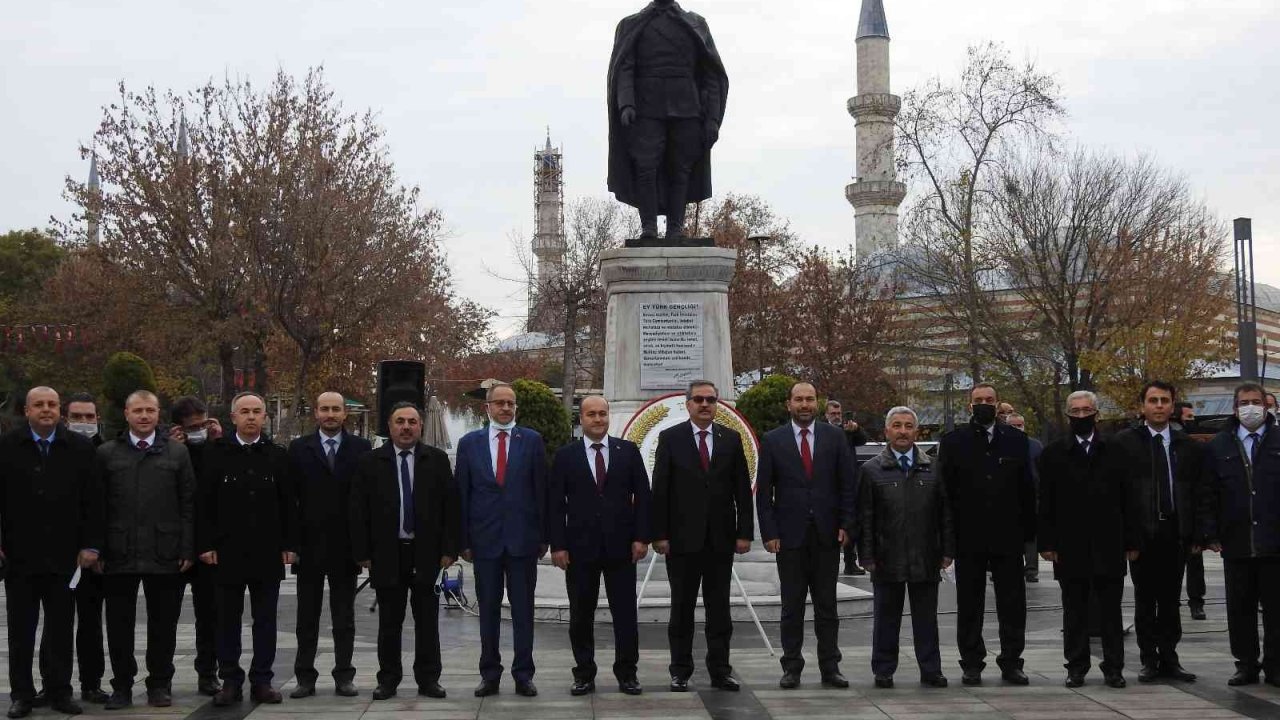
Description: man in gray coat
858,406,954,689
96,391,196,709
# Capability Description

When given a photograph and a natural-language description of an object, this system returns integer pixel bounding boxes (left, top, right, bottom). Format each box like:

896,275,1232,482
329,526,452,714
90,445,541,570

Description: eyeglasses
1066,408,1097,417
689,396,719,405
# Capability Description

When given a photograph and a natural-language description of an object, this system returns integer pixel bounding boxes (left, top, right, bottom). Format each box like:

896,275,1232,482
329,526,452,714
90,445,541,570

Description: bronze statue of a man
607,0,728,242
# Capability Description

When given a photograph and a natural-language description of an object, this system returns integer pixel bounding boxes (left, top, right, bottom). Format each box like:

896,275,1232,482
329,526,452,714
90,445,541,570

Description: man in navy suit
287,392,371,699
652,380,753,692
549,396,652,696
756,382,857,689
456,382,547,698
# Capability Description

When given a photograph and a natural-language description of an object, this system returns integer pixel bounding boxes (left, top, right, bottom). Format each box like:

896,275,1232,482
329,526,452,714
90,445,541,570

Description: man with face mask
1037,391,1137,688
937,383,1035,686
1200,383,1280,687
1006,414,1044,584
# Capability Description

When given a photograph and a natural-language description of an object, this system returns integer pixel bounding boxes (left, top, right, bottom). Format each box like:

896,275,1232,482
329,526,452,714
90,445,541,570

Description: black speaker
376,360,426,436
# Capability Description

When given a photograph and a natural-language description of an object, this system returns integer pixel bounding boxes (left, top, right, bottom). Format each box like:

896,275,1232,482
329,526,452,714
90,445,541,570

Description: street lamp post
748,235,772,381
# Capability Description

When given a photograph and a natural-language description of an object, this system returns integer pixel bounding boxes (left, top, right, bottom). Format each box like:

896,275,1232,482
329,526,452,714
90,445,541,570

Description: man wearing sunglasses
652,380,753,692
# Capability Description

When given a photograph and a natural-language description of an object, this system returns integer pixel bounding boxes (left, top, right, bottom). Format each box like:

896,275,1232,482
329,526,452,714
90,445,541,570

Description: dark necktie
1080,439,1091,456
325,438,337,472
496,431,508,487
136,440,149,451
399,450,414,536
698,430,711,471
799,428,813,479
37,438,49,457
1153,433,1173,517
592,442,606,494
899,454,911,474
1249,433,1261,466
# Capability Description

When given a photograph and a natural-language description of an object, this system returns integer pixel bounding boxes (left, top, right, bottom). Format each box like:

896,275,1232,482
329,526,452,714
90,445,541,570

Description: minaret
528,131,566,333
846,0,906,263
86,151,101,245
177,115,191,159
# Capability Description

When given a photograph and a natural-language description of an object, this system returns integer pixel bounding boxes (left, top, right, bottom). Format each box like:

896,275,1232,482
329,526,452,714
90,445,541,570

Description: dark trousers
474,553,537,684
871,581,941,678
1224,556,1280,675
1060,575,1124,676
183,563,218,680
216,581,280,688
103,574,185,691
777,523,842,675
566,555,639,682
1129,521,1187,668
667,548,734,681
628,117,703,232
6,574,75,702
38,570,104,691
374,542,441,689
956,552,1026,672
295,570,357,686
1185,552,1206,609
842,543,859,574
1024,542,1040,580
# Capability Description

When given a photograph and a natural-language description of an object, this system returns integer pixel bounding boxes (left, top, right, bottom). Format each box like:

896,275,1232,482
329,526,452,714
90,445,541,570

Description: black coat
1199,420,1280,559
0,426,103,576
1037,435,1137,579
856,446,954,584
938,422,1035,557
756,421,857,550
195,436,297,584
548,437,652,563
651,422,753,555
350,441,460,590
288,430,371,575
96,433,196,574
1113,425,1202,547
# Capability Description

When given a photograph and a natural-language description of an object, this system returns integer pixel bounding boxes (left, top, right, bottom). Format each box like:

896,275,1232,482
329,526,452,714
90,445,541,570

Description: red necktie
137,440,149,451
698,430,710,471
799,427,813,479
496,430,508,487
592,442,606,494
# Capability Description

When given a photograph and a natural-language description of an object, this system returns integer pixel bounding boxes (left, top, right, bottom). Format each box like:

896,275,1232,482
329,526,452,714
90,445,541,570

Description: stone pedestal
600,246,737,430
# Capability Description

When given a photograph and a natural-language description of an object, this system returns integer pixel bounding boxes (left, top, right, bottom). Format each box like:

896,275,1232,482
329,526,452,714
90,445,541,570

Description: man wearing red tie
456,383,548,698
652,380,753,692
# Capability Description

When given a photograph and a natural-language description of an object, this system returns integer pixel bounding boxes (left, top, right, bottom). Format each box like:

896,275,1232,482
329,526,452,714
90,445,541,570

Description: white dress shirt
128,431,157,448
319,429,342,454
489,425,514,476
583,435,610,472
690,420,715,456
792,421,816,455
893,447,913,470
1147,424,1174,510
236,433,261,446
1239,423,1267,462
395,445,416,539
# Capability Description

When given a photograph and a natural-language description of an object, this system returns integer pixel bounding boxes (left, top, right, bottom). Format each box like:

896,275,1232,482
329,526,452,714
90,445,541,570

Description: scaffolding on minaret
528,130,566,333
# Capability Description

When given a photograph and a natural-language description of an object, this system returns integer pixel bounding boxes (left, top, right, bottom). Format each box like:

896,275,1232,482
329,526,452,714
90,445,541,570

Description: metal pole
636,551,659,608
1236,218,1258,381
731,567,776,656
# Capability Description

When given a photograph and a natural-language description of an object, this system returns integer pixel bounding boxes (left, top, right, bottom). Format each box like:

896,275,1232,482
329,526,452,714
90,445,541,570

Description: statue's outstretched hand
621,106,637,126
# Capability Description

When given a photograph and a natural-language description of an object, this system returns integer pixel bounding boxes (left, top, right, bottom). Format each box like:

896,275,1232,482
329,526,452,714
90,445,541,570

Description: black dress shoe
1002,668,1030,685
618,678,643,695
371,685,397,701
1228,670,1260,686
1190,605,1207,621
418,682,446,698
103,691,132,711
290,684,316,699
961,668,982,686
335,682,358,697
1025,576,1039,583
710,675,741,691
778,672,800,689
197,677,222,697
1137,664,1161,683
920,674,947,688
1265,674,1280,688
1065,674,1085,688
474,680,499,697
669,676,689,692
821,672,849,689
81,687,110,704
1163,665,1196,682
514,681,538,697
1104,674,1127,689
874,675,894,689
250,686,282,704
146,688,171,708
6,701,31,719
49,698,82,716
213,686,242,706
570,679,595,696
27,693,45,709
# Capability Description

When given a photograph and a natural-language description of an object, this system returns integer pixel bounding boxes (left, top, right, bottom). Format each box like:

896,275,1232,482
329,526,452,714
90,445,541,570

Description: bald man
0,388,103,718
287,392,371,698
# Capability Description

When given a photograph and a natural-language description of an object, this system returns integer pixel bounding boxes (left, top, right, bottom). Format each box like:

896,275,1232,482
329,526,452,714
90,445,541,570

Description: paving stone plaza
4,555,1280,719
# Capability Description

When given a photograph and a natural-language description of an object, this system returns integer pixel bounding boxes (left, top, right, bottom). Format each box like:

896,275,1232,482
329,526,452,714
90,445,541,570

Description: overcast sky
3,0,1277,339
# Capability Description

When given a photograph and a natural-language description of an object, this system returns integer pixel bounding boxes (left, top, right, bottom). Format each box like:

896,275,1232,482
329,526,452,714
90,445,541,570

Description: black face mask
972,403,997,426
1068,414,1096,438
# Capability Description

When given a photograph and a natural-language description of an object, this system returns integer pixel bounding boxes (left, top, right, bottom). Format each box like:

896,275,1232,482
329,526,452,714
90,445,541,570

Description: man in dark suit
1038,391,1137,689
1114,380,1201,683
938,383,1035,686
196,392,297,706
549,395,652,696
826,399,868,577
757,382,856,689
1173,401,1208,620
456,382,547,698
652,380,753,692
351,401,460,700
288,391,371,698
0,387,103,718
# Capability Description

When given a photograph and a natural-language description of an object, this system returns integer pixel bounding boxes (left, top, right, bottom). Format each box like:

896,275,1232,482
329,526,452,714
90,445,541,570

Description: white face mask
185,428,208,445
1238,404,1268,431
490,418,517,432
68,423,98,438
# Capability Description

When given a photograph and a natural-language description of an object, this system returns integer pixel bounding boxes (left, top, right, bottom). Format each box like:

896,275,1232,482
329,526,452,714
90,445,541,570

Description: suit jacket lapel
506,428,522,484
711,424,729,470
308,433,329,472
480,429,497,483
